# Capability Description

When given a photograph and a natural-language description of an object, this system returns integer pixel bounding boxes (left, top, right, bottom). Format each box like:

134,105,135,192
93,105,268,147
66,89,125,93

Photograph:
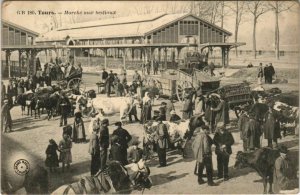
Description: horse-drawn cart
144,68,220,101
57,70,82,91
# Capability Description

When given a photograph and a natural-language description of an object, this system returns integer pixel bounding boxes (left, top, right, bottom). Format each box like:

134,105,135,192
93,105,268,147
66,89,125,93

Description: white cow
86,96,140,123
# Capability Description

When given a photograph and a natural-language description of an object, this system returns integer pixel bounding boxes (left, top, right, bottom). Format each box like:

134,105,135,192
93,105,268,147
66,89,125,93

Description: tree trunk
275,5,280,60
253,17,257,59
235,1,239,57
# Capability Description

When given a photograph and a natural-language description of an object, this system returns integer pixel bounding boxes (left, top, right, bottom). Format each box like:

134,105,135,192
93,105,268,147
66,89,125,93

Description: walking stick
194,161,198,175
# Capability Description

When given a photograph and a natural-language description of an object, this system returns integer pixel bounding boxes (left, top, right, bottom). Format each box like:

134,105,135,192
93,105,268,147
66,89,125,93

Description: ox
143,115,205,157
51,160,151,194
84,96,140,123
234,147,280,194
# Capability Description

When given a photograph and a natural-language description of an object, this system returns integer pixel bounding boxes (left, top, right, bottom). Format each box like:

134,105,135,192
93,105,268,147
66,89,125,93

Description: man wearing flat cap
99,119,110,169
169,110,181,122
154,116,169,167
264,103,281,148
112,122,132,165
273,145,298,193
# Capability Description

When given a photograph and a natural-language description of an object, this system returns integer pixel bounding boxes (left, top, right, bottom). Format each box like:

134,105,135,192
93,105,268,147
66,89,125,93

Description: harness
63,170,115,194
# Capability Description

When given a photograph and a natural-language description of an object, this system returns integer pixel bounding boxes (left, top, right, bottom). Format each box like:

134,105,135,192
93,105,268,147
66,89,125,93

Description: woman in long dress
72,109,86,143
141,92,152,123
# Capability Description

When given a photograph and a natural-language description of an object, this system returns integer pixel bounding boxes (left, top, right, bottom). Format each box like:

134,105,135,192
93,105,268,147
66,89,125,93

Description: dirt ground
2,67,299,194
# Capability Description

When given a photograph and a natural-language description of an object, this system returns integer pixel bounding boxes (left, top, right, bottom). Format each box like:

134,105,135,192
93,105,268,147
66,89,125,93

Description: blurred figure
59,133,72,172
257,63,264,85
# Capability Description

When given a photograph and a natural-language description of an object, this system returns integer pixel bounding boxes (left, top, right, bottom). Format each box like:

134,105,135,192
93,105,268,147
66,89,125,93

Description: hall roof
36,12,232,42
2,19,39,36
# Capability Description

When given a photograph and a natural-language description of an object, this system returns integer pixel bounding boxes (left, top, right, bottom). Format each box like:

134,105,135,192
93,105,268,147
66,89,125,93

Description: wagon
57,69,82,91
210,82,253,117
144,68,220,101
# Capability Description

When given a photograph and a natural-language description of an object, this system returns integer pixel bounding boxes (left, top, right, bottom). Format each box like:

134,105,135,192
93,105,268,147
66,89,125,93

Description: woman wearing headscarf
72,108,86,143
141,92,152,123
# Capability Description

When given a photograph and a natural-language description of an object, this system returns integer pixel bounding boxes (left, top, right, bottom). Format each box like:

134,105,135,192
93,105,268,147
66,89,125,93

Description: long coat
1,103,12,132
192,130,213,163
45,143,59,167
213,130,234,155
238,113,249,140
247,118,262,149
59,138,72,164
264,111,281,140
212,100,230,126
155,122,169,149
73,113,86,142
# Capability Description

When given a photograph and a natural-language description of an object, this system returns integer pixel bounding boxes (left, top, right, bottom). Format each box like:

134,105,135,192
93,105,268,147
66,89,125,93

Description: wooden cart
144,68,220,101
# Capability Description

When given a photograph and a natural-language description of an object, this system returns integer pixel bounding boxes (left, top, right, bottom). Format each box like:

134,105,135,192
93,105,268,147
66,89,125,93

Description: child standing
45,139,59,172
59,134,72,172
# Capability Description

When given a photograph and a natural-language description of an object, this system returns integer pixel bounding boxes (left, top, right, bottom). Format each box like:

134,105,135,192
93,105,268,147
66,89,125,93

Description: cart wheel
176,81,191,102
68,78,81,90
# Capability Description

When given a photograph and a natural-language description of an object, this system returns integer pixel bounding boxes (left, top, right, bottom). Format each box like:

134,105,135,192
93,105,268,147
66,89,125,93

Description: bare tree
246,1,270,59
227,1,246,56
268,1,296,60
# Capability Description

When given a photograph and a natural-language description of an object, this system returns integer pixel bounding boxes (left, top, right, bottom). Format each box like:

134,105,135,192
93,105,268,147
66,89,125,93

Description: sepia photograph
1,0,299,194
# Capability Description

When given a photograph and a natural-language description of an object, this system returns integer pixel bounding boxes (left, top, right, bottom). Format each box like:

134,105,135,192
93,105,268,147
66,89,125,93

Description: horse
51,160,152,194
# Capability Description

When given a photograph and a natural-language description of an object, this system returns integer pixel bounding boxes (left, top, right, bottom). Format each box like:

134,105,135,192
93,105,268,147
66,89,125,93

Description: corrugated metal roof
36,13,231,42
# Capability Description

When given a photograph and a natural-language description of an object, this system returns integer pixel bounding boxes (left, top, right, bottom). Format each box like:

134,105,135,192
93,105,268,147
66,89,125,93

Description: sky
2,1,300,50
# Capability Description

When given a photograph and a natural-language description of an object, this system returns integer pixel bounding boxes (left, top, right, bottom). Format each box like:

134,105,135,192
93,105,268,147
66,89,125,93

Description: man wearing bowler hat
112,121,132,165
99,119,110,169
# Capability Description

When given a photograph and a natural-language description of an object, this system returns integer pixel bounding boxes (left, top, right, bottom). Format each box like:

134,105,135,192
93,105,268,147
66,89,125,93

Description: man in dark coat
169,110,181,122
58,93,71,127
211,94,230,128
99,119,110,169
112,122,132,165
213,126,234,180
1,99,12,133
264,64,269,84
247,113,262,151
105,70,114,97
192,125,217,186
101,68,108,82
155,117,169,167
153,61,159,75
268,63,275,84
159,102,167,121
88,124,100,175
152,110,160,121
264,105,281,148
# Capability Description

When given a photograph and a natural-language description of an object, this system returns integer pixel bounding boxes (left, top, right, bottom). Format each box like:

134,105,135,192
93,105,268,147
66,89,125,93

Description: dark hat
115,121,122,126
161,102,167,105
102,119,109,125
278,145,288,154
49,139,56,144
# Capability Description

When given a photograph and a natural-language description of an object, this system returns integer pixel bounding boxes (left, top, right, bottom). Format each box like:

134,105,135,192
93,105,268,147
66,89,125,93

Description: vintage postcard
1,1,299,194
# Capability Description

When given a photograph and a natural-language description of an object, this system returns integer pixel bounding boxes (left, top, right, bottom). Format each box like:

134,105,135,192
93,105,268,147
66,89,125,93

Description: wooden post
6,50,11,78
104,49,107,69
123,48,126,69
88,48,90,66
226,47,229,67
19,50,22,77
150,47,155,73
221,47,225,68
164,48,167,69
158,47,161,63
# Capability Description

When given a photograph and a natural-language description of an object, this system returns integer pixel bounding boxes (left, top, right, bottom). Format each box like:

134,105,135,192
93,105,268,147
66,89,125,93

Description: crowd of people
257,62,276,84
